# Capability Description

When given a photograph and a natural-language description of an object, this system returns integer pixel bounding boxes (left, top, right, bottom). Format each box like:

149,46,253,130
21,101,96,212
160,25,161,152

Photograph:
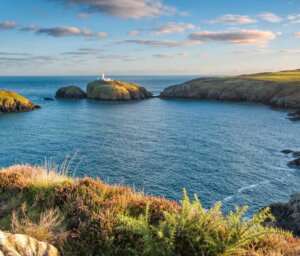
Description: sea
0,75,299,215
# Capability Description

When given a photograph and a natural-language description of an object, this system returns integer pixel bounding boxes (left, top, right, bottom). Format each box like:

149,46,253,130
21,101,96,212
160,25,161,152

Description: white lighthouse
100,73,113,82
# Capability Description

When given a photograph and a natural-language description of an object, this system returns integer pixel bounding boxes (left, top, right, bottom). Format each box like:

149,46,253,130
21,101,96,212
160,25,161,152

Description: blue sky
1,0,300,75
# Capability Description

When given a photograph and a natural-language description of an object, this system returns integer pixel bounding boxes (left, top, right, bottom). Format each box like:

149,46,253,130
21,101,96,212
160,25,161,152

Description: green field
0,90,30,105
240,69,300,83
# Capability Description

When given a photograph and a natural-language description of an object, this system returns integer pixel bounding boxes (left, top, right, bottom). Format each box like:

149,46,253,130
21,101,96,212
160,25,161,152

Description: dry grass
11,203,66,244
0,164,72,188
240,69,300,83
0,164,299,255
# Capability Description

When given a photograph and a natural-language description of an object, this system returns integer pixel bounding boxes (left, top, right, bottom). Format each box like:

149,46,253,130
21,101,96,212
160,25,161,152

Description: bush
0,164,299,256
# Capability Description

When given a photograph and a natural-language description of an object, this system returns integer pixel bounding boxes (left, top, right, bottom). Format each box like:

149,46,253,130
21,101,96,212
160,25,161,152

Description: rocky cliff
86,80,152,101
0,231,59,256
55,86,86,99
0,91,40,114
264,194,300,236
160,69,300,109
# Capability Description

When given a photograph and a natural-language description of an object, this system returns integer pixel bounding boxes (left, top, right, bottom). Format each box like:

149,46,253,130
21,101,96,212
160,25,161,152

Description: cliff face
0,91,40,113
86,80,152,101
264,194,300,236
0,231,59,256
160,70,300,109
55,86,86,100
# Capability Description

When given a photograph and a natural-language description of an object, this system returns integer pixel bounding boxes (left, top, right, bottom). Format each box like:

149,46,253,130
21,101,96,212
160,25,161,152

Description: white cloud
52,0,176,19
287,14,300,23
257,13,282,23
150,22,195,35
234,49,274,54
189,30,276,45
63,48,101,55
120,39,201,47
127,30,140,36
0,21,19,30
293,32,300,37
179,52,189,57
21,25,41,31
280,49,300,53
153,53,173,58
35,26,109,38
205,14,257,24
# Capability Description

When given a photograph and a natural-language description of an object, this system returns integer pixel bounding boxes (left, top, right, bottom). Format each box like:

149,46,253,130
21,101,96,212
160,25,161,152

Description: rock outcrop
0,231,59,256
288,110,300,121
0,91,40,114
288,158,300,167
86,80,152,101
55,86,86,100
264,194,300,236
160,71,300,110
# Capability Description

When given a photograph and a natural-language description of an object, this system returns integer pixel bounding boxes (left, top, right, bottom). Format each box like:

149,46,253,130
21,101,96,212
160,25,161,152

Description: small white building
100,73,113,81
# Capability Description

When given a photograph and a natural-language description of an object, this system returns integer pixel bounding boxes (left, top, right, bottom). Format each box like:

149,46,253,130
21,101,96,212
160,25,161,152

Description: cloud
120,39,201,47
234,49,274,54
52,0,176,19
205,14,257,24
20,25,41,31
153,53,173,58
280,49,300,53
189,30,276,45
0,55,59,63
179,52,189,57
150,22,195,35
97,54,142,62
35,26,109,38
0,52,31,56
127,30,140,36
257,12,282,23
0,21,19,30
63,48,101,55
287,14,300,23
294,32,300,37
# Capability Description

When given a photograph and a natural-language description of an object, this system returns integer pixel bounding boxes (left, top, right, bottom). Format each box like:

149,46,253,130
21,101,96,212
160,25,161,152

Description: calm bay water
0,76,299,215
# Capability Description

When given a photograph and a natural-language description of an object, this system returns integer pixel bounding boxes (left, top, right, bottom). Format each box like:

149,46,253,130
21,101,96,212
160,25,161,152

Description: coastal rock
86,80,152,101
264,194,300,236
55,86,86,100
288,110,300,121
0,90,40,114
0,231,59,256
43,97,54,101
288,158,300,167
281,149,293,154
160,70,300,109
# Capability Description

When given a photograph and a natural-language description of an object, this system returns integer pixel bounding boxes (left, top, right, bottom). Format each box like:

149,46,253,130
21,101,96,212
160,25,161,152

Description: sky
1,0,300,76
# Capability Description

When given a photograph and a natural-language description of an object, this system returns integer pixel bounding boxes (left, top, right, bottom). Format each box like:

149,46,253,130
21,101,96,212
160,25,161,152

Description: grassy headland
160,69,300,110
0,164,299,256
0,90,39,113
240,69,300,83
86,80,152,101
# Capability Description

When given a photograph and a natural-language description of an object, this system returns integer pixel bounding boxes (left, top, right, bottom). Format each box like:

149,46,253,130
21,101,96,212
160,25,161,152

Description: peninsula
160,69,300,111
0,90,40,114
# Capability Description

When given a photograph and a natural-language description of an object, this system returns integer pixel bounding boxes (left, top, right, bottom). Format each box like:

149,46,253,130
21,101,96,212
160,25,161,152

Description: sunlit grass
240,69,300,83
0,163,299,255
0,90,31,105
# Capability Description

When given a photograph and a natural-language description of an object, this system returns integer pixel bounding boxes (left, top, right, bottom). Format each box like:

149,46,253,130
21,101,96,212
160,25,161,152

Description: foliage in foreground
0,164,299,256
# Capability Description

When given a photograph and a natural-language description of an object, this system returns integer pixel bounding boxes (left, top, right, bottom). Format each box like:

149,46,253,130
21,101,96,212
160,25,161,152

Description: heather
0,164,299,256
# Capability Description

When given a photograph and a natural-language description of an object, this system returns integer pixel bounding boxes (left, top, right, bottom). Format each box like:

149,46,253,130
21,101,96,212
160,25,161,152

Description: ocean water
0,76,299,215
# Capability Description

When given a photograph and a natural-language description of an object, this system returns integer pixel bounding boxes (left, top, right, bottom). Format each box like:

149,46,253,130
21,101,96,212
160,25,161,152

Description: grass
0,164,299,255
0,90,31,105
239,69,300,83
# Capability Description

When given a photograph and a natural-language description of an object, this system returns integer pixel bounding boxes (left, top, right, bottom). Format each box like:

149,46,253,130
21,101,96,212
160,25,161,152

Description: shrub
0,164,299,256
